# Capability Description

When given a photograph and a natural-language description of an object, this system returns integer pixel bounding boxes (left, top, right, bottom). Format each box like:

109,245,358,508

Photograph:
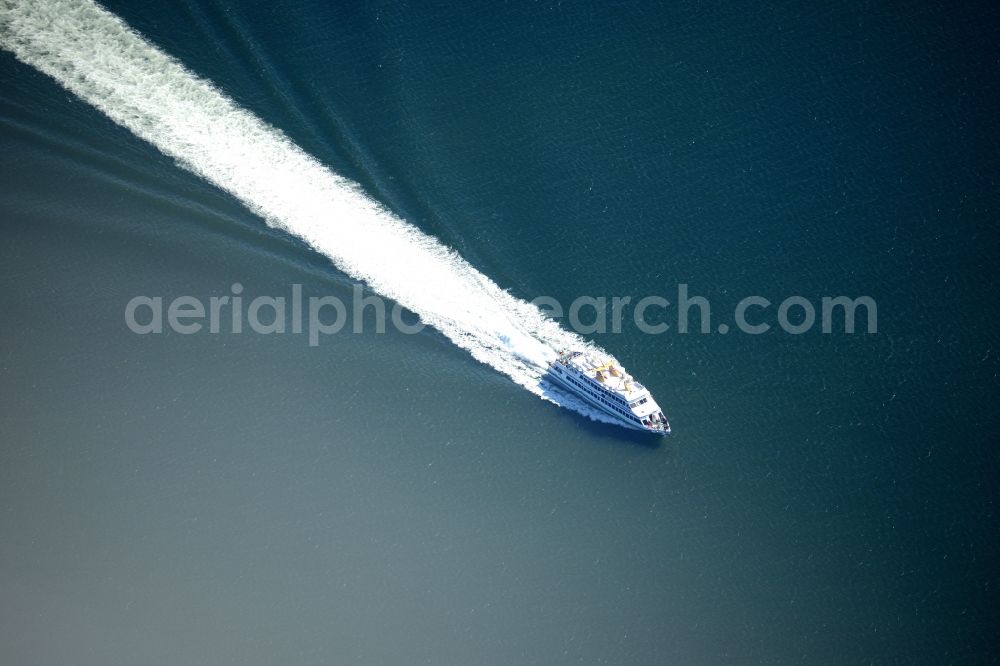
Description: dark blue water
1,1,997,663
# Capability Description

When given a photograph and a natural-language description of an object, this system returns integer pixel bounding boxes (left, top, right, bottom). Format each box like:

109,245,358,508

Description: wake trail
0,0,617,425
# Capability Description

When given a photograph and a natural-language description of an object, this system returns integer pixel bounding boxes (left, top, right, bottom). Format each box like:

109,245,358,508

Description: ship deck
564,354,645,398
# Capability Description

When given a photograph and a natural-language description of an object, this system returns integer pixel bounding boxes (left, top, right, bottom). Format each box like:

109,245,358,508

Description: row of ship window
564,374,640,422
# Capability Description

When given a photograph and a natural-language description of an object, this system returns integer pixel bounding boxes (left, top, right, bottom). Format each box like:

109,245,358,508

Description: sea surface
1,1,997,664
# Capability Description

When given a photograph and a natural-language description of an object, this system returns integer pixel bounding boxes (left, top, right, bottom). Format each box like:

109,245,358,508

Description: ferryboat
547,350,671,434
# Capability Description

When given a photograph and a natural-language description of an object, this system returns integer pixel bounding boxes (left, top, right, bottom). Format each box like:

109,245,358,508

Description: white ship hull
546,350,671,435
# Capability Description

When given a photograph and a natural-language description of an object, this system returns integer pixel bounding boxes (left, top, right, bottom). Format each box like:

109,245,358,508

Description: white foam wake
0,0,617,424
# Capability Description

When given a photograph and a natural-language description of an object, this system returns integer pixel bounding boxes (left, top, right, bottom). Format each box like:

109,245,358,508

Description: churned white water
0,0,617,424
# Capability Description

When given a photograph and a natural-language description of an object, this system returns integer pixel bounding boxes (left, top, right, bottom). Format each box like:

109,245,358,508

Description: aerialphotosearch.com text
125,283,877,346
